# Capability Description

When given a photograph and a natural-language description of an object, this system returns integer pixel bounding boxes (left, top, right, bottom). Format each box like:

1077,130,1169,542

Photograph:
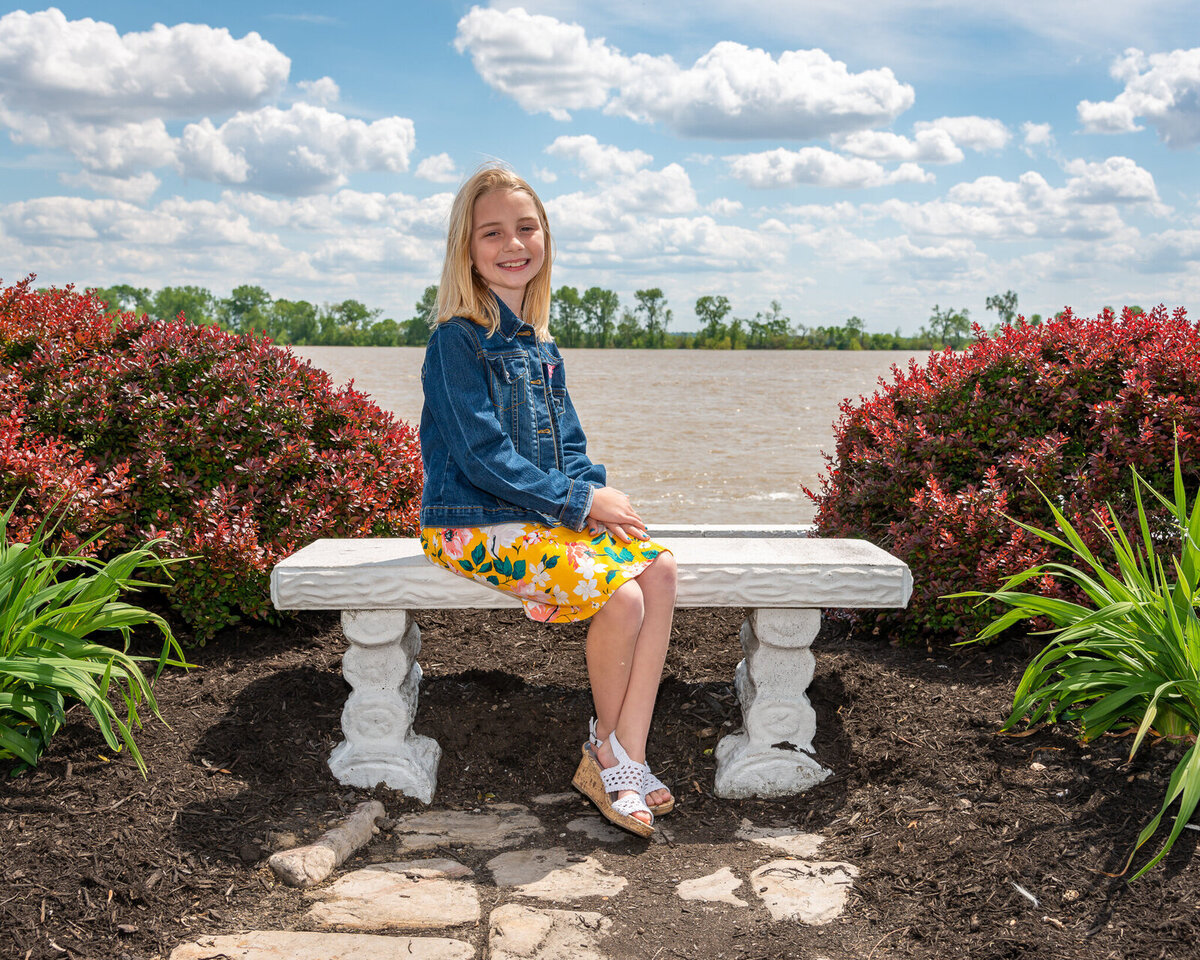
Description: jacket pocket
546,354,567,415
486,352,528,413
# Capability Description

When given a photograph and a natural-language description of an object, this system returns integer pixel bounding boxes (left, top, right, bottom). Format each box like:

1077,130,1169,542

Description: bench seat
271,535,911,803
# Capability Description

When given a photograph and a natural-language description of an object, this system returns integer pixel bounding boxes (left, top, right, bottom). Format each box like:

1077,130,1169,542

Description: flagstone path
167,802,859,959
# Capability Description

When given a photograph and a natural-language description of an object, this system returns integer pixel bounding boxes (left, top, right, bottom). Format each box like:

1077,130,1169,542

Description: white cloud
455,6,914,137
546,164,699,233
0,8,289,119
297,76,340,106
415,153,460,183
1021,121,1055,156
177,103,415,194
726,147,933,188
59,170,162,204
1078,46,1200,146
454,6,621,121
545,135,652,179
913,116,1010,151
0,108,176,175
834,128,963,163
707,197,743,216
1062,156,1163,207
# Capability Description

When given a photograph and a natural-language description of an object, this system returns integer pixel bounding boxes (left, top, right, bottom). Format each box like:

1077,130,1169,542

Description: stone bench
270,529,911,803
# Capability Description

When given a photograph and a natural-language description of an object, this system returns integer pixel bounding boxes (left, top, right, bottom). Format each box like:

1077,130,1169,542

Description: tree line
91,282,1039,350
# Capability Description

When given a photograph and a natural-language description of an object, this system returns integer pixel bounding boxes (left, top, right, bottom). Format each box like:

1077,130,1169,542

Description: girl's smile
470,188,545,317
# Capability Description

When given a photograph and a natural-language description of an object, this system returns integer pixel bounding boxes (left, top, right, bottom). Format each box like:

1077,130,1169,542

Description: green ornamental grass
954,447,1200,879
0,500,189,775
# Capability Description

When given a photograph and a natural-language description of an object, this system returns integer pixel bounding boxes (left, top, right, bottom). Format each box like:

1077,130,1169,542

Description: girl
419,164,678,837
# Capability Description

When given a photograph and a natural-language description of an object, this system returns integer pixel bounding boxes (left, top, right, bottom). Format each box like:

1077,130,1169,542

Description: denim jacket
419,297,605,531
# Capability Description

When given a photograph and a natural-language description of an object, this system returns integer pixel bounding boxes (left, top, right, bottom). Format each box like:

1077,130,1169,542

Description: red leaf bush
1,277,422,641
808,305,1199,645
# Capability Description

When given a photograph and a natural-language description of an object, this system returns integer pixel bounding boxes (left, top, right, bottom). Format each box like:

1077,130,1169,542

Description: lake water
291,346,928,524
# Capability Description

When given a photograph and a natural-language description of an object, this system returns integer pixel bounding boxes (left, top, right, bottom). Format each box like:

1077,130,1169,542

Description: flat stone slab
394,803,544,852
487,848,627,901
306,859,479,931
532,792,580,806
566,816,625,844
750,860,860,925
676,867,748,907
272,537,912,610
735,819,825,858
488,903,611,960
169,931,473,960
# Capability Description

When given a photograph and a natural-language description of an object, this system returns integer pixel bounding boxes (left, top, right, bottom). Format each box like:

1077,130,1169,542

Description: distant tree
985,289,1019,326
321,299,379,345
614,308,642,348
635,288,671,347
153,286,218,327
401,285,437,345
271,299,320,344
91,283,152,315
550,285,586,347
581,286,619,347
694,294,731,348
1029,313,1043,326
927,304,971,348
219,285,272,334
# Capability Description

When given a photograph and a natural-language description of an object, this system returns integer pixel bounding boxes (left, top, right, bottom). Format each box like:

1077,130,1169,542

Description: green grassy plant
954,448,1200,879
0,500,189,775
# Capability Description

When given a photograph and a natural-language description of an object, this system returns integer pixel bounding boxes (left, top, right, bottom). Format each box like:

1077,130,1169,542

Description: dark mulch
2,609,1198,960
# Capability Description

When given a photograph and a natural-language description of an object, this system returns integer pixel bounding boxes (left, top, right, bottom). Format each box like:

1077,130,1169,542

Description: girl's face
470,188,545,316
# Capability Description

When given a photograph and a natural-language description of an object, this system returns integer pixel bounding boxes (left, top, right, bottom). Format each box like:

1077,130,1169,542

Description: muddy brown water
292,346,928,523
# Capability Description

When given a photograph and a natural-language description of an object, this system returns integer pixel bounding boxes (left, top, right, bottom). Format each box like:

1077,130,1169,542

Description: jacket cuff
562,479,596,531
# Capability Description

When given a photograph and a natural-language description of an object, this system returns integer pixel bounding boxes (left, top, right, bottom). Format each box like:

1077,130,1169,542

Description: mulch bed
2,608,1198,960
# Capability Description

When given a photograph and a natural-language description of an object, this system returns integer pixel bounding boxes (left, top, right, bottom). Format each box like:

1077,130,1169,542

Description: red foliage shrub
0,277,422,641
808,304,1199,645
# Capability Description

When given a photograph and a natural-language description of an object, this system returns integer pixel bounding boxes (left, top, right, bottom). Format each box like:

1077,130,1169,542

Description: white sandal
588,718,675,816
571,730,655,838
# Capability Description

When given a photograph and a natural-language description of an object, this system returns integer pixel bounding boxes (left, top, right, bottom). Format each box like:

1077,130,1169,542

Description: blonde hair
435,164,554,339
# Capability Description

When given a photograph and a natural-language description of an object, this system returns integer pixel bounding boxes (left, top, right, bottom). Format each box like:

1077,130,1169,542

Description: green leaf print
512,560,526,580
459,559,474,572
606,570,618,583
478,562,493,573
496,555,512,577
471,542,486,565
486,575,500,585
544,554,559,568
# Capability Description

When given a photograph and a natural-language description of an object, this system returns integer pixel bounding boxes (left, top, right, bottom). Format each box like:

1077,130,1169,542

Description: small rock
488,903,611,960
566,817,625,844
394,803,543,852
239,843,264,864
270,831,301,852
306,859,479,931
676,867,747,907
1030,762,1047,771
488,848,627,901
735,819,825,858
169,931,473,960
750,860,859,925
531,792,579,806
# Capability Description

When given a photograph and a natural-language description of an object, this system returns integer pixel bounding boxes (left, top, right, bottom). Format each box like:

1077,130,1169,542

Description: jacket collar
495,295,528,342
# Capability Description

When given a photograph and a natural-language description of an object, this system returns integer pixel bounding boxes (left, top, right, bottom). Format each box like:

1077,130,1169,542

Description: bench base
713,609,832,797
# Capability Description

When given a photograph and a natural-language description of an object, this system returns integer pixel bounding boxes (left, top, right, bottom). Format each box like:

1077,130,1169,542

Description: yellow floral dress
419,523,670,623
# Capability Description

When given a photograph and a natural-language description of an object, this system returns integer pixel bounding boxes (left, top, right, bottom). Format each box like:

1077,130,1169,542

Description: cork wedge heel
571,736,655,839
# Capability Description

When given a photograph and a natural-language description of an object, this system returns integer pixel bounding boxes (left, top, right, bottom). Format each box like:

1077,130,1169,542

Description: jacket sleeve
423,323,595,530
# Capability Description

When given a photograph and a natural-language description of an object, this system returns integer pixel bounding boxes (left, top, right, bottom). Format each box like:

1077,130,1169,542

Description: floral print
419,523,669,623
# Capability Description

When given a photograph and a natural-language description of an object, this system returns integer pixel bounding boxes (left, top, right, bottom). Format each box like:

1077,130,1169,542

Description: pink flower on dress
512,579,538,598
441,527,469,560
565,541,592,569
525,601,559,622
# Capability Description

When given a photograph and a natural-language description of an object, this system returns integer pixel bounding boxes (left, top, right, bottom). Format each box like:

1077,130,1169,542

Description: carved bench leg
327,610,441,803
713,608,832,798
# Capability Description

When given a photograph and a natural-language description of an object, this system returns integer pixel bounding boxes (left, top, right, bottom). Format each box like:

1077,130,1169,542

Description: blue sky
1,2,1198,332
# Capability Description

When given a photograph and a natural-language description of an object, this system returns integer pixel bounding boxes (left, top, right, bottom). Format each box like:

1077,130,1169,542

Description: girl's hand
587,487,647,543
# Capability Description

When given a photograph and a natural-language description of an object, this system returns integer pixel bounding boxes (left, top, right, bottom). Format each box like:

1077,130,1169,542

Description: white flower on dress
551,585,571,605
487,523,529,550
527,561,551,588
574,577,602,601
572,553,607,578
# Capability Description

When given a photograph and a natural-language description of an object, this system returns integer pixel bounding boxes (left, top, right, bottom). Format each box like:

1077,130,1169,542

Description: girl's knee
603,578,645,626
639,551,677,595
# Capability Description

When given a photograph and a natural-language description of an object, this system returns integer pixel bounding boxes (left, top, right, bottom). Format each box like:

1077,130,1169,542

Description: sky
1,2,1198,334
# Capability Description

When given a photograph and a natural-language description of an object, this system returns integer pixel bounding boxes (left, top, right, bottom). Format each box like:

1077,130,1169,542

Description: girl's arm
423,323,595,531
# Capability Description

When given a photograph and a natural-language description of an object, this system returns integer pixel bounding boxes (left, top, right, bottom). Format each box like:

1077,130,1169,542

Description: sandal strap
643,765,669,796
598,731,648,793
611,791,654,824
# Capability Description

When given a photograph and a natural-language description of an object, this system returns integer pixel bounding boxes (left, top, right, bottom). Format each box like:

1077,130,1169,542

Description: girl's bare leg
591,552,678,810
